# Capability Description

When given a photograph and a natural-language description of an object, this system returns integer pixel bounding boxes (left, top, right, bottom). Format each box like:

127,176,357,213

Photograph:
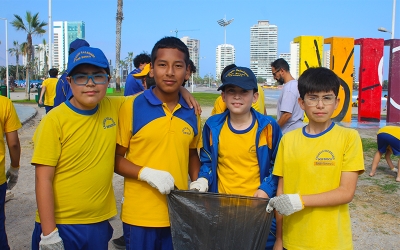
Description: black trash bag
167,190,273,250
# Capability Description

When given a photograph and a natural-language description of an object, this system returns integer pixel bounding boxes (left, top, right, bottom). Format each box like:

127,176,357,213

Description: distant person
271,58,304,133
190,66,282,249
53,38,90,107
124,53,151,96
267,67,364,250
383,94,388,111
39,68,59,113
369,126,400,181
0,95,21,249
211,64,266,115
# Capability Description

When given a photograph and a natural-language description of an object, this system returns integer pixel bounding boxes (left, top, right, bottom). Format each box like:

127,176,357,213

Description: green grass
191,93,220,107
371,179,400,194
12,99,37,104
361,138,377,153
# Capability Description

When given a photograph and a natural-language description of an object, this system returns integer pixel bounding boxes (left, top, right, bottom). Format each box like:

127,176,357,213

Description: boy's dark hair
133,53,151,68
271,58,290,71
145,74,156,89
220,64,237,81
151,36,190,66
298,67,340,99
48,68,58,77
182,59,197,86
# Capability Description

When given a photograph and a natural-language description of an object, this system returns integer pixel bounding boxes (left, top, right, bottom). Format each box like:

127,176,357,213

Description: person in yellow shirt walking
39,68,58,113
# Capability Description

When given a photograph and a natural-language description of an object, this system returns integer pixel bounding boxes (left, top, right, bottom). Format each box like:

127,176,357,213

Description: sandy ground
4,103,400,249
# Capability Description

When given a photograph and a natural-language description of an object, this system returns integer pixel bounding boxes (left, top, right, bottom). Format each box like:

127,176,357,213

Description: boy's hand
6,166,19,190
180,86,202,115
189,178,208,192
253,189,269,198
266,194,304,216
40,228,64,250
138,167,175,194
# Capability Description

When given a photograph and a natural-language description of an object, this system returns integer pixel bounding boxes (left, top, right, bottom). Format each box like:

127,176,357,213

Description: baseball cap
133,63,150,78
69,39,90,50
217,66,258,91
67,47,110,76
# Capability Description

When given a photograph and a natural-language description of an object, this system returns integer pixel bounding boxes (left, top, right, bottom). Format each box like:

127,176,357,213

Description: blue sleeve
259,119,282,198
198,124,214,187
124,75,144,96
53,74,68,107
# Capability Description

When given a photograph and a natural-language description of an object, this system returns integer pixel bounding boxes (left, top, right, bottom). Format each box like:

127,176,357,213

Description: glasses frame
303,95,337,106
70,74,109,86
272,68,281,76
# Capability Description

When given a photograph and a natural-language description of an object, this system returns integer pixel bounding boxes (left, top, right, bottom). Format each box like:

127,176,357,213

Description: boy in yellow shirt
267,67,364,250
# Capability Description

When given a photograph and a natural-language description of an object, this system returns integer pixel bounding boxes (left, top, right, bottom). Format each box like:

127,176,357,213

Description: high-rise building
323,50,331,69
181,36,200,77
53,21,85,72
34,43,49,76
289,42,299,79
216,44,235,80
250,20,278,83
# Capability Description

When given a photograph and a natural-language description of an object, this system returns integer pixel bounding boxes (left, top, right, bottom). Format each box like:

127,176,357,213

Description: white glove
266,194,304,216
138,167,175,194
189,178,209,192
39,228,65,250
391,167,398,173
6,166,19,190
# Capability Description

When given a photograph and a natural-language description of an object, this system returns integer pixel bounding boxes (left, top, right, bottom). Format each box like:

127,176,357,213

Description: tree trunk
25,35,32,100
115,0,123,92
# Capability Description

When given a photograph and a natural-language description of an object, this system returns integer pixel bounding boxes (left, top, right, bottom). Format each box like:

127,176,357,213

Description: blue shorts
123,223,173,250
0,182,10,250
377,133,400,156
31,220,113,250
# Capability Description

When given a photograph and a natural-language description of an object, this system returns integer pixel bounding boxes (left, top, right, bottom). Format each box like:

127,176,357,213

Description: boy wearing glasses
271,58,304,133
31,47,125,249
267,67,364,250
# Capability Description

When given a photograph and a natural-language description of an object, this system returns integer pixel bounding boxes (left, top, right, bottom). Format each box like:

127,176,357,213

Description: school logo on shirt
103,117,116,129
314,150,335,166
182,127,192,135
248,145,256,153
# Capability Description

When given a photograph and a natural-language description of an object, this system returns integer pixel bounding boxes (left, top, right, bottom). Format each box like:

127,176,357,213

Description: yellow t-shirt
41,77,58,106
217,117,260,196
0,97,22,185
117,90,201,227
211,85,265,115
32,96,125,224
273,124,364,250
378,125,400,139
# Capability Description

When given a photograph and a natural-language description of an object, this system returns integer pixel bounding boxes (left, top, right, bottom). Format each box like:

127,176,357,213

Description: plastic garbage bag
167,190,273,250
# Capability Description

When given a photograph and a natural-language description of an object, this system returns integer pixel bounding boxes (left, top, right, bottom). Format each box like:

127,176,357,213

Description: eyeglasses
70,74,109,86
304,95,337,106
272,68,281,76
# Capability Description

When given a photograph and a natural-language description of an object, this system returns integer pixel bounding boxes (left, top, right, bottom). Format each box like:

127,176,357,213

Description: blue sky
0,0,398,78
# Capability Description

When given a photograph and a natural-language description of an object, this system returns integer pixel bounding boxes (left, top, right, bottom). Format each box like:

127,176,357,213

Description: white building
34,43,49,76
181,36,200,77
216,44,235,80
289,42,299,79
53,21,85,72
250,20,278,82
323,50,331,69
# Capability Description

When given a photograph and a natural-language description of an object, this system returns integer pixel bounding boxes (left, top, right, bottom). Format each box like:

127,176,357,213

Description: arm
114,144,142,179
188,148,200,181
35,165,56,236
5,130,20,167
39,86,46,105
180,86,202,115
273,177,284,250
277,112,292,128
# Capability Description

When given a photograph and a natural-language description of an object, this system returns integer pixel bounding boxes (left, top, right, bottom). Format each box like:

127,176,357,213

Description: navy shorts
123,223,173,250
32,220,113,250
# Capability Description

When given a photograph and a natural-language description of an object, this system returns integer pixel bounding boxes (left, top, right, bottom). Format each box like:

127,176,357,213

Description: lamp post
217,17,234,74
0,17,9,98
378,0,396,39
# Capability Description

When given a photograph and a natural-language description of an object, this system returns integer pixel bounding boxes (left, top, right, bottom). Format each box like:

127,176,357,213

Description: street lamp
0,17,9,98
378,0,396,39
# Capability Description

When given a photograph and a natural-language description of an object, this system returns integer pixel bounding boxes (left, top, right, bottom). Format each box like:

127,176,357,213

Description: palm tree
35,44,44,78
126,52,134,72
11,11,47,100
115,0,124,92
20,42,28,81
42,38,48,76
8,40,20,84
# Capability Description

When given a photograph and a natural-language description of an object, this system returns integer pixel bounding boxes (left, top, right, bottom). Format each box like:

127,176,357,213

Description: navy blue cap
218,66,258,91
69,39,90,50
67,47,110,76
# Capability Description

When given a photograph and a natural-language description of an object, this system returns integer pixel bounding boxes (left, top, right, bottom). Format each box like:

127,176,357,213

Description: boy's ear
298,97,306,111
149,63,154,77
334,97,340,110
184,65,190,81
253,92,259,104
66,76,72,86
